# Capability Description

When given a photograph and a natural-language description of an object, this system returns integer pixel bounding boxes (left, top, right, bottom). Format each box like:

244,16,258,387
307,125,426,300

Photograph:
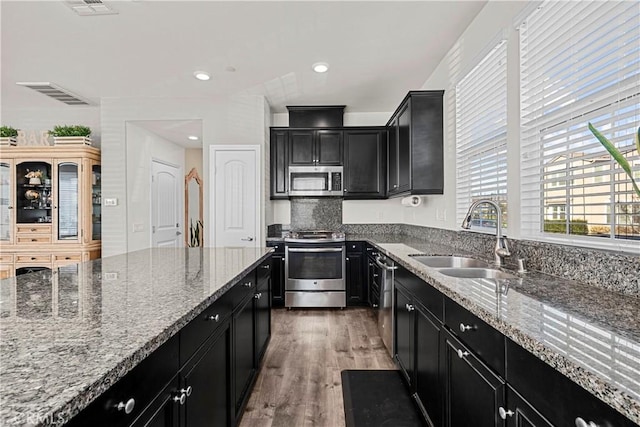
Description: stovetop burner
284,229,345,243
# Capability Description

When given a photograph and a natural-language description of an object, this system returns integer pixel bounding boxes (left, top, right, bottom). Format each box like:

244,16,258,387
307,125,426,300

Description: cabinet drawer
180,293,233,366
444,298,505,377
15,254,51,264
346,241,365,253
227,270,257,307
266,242,284,254
16,235,51,244
395,265,443,321
67,335,179,427
16,224,52,234
257,256,271,283
0,254,13,264
506,339,635,427
54,253,82,263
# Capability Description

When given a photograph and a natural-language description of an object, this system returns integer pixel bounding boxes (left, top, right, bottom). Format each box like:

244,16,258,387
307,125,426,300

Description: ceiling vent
16,82,91,106
64,0,118,16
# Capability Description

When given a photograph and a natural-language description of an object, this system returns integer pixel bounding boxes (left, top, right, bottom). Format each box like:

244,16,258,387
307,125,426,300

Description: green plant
48,125,92,138
0,126,18,138
189,219,203,247
543,219,588,235
588,123,640,197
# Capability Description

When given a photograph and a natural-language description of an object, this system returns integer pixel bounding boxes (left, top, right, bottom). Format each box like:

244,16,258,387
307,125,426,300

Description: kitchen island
0,247,272,427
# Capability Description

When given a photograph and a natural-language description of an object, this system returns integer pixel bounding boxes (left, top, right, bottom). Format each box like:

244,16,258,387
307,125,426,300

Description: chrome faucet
461,199,511,267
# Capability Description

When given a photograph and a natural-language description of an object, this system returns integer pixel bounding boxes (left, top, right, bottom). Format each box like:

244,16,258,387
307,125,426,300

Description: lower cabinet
415,303,441,427
502,386,553,427
65,257,272,427
441,328,505,427
394,283,414,386
346,249,367,306
267,242,285,307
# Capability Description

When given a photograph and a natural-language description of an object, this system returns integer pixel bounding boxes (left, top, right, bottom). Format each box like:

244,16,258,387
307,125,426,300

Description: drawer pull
206,314,220,322
457,349,469,359
459,323,473,332
65,257,71,260
405,304,415,312
31,239,37,242
31,257,36,260
261,264,270,269
243,281,252,288
575,418,598,427
180,386,193,397
173,393,186,405
254,292,262,300
373,273,379,278
116,398,136,414
30,228,37,232
372,304,379,308
498,407,514,419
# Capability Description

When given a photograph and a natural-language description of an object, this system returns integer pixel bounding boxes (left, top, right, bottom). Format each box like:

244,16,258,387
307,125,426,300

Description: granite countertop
0,247,272,427
349,233,640,424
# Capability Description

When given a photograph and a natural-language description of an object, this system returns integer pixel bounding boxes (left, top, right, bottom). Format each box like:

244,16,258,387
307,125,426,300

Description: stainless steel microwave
288,166,343,197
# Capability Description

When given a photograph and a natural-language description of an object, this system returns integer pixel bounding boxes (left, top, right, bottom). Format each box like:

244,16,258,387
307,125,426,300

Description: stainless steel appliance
375,254,397,357
284,230,346,308
288,166,343,197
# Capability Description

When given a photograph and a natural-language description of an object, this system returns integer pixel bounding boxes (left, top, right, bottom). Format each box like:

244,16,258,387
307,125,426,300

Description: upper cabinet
270,130,289,200
289,129,343,166
343,129,387,199
387,91,444,197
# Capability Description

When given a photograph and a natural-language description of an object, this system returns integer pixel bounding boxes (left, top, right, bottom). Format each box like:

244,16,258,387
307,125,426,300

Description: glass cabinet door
55,160,80,242
91,162,101,242
0,161,13,244
15,160,53,225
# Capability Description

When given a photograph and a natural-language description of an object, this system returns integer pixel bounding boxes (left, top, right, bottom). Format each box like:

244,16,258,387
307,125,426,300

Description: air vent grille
64,0,118,16
16,82,91,106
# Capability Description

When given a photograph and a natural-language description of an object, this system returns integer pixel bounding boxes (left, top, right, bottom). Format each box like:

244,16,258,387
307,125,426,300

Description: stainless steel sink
438,268,517,280
409,255,488,269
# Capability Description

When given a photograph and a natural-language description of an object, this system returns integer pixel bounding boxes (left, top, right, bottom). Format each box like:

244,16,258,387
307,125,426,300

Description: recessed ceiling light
312,62,329,73
193,71,210,81
188,135,199,141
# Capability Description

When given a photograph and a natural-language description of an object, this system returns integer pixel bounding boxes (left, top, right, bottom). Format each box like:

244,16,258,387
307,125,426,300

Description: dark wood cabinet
386,91,444,197
346,242,367,306
130,377,180,427
502,386,553,427
441,328,505,427
254,273,271,364
394,284,414,386
232,293,255,417
343,129,387,199
289,129,342,166
270,130,289,200
180,322,231,427
267,242,285,307
366,247,381,308
415,303,442,427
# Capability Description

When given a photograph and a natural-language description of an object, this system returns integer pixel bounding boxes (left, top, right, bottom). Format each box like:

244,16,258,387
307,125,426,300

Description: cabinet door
0,160,14,244
289,131,315,165
270,130,289,198
54,159,82,243
415,303,442,427
343,130,386,198
88,159,101,243
367,257,380,307
395,284,414,386
388,118,399,194
397,102,411,192
254,278,271,365
130,376,180,427
271,254,285,307
181,322,231,427
15,159,53,226
441,329,505,427
233,294,255,415
345,251,366,305
316,130,343,165
503,386,553,427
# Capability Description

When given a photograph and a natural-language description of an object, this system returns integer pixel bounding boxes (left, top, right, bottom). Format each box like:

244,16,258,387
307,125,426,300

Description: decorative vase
29,177,41,185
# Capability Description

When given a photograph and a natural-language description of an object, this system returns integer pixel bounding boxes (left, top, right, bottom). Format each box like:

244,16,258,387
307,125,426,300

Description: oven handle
375,256,398,271
287,247,344,253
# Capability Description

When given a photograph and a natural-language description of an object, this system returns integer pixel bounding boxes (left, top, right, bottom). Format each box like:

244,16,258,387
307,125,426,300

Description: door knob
241,237,254,241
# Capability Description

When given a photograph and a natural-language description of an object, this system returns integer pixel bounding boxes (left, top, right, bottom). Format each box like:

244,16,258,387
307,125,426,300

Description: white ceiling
130,119,203,148
1,1,486,114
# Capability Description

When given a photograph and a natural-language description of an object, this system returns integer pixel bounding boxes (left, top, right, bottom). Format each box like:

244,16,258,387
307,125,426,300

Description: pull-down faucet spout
461,199,511,267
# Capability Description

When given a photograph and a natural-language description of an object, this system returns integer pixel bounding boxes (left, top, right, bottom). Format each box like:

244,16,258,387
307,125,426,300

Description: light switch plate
133,223,144,232
104,198,118,206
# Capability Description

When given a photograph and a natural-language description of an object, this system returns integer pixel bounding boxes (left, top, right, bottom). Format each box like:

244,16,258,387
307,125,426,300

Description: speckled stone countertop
348,233,640,424
0,247,272,427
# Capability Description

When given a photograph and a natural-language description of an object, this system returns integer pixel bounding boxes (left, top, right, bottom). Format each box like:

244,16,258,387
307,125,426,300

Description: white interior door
212,147,259,247
151,160,182,247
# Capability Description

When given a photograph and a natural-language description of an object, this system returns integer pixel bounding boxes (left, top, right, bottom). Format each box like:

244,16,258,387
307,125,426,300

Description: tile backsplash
290,198,342,231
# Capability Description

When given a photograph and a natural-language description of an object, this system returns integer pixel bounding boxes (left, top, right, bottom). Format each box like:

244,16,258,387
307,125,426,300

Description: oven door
285,243,345,291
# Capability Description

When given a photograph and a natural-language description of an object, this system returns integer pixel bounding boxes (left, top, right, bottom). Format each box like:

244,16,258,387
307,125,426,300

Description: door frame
150,157,183,247
209,145,261,247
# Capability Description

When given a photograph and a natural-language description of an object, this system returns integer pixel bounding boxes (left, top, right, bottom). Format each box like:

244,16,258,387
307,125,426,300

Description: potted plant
0,126,18,146
49,125,92,146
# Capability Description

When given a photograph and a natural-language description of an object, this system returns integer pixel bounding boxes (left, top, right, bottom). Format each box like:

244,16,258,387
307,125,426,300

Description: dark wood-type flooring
239,308,396,427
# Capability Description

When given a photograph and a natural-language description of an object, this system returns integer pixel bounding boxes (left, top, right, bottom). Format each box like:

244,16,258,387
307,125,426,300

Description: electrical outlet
133,223,144,232
104,272,118,280
104,198,118,206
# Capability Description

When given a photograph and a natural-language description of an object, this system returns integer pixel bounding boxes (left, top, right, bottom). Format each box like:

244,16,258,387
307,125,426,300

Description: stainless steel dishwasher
375,254,397,357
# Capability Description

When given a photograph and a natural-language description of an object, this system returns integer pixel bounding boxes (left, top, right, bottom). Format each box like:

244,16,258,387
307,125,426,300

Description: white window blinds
520,1,640,250
456,41,508,232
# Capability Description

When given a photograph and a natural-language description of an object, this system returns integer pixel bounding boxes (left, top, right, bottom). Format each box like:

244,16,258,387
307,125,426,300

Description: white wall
185,148,203,178
126,123,185,252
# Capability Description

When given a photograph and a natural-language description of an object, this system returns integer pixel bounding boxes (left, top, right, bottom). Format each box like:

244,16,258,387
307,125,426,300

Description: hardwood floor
239,308,396,427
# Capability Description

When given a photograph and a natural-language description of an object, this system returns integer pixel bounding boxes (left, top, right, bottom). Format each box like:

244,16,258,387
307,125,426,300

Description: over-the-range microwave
288,166,343,196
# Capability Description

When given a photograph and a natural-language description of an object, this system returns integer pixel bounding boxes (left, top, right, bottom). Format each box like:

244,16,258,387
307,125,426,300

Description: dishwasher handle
375,256,397,271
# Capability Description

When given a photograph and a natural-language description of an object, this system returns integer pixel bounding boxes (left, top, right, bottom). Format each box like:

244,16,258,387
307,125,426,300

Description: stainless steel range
284,230,346,308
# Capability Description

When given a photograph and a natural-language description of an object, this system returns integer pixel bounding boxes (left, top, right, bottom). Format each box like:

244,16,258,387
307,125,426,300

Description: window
520,1,640,250
456,40,508,233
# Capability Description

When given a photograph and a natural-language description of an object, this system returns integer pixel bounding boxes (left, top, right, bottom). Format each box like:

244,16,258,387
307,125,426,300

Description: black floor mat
341,370,423,427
